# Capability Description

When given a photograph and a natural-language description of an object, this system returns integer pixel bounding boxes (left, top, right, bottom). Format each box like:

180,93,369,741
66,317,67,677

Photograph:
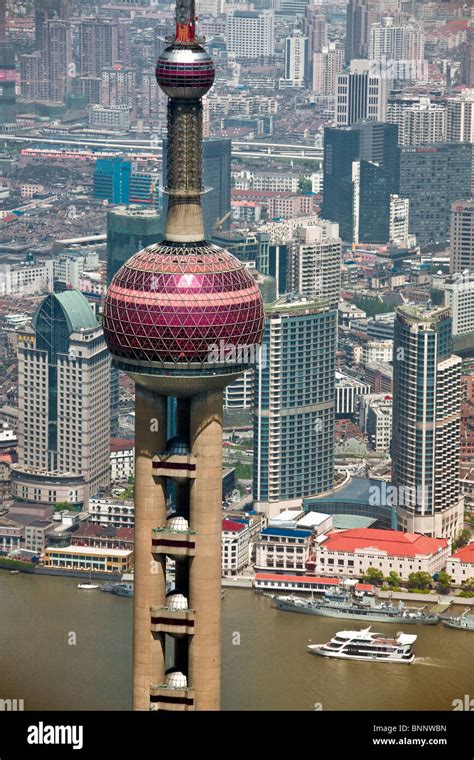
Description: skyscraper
11,291,110,507
77,20,119,77
345,0,376,64
392,305,463,539
399,143,472,246
34,0,69,50
103,0,264,711
253,297,336,517
322,122,399,241
450,200,474,274
336,60,388,126
0,44,16,124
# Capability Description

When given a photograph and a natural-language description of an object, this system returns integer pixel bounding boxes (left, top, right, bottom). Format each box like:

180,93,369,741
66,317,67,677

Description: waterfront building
255,527,313,575
102,0,264,711
446,543,474,585
316,528,449,581
253,297,336,517
42,545,134,574
392,305,463,539
11,291,110,508
221,518,250,576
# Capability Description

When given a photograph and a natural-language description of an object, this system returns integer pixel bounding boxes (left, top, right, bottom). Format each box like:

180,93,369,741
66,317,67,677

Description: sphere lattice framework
103,242,265,366
155,45,215,99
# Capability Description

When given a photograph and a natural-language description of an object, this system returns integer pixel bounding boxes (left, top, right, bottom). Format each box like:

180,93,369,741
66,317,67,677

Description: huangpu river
0,572,473,711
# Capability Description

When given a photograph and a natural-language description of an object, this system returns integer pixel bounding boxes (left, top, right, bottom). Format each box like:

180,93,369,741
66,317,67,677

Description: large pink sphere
103,241,265,368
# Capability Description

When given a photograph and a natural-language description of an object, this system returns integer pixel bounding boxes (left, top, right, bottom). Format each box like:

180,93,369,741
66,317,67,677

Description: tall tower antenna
103,0,264,712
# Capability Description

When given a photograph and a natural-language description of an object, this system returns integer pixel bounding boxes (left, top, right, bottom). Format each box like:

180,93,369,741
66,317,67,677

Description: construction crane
213,210,232,230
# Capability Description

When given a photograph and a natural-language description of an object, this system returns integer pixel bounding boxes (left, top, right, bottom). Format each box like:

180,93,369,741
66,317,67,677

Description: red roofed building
222,517,250,576
447,542,474,585
316,528,449,580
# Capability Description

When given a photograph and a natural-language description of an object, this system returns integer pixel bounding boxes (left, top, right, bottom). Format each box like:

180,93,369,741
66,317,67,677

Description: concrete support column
188,389,223,710
133,386,167,710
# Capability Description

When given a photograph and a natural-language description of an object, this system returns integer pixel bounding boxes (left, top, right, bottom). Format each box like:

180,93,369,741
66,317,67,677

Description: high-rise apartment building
284,31,307,87
450,200,474,274
288,222,341,305
312,44,344,96
336,60,388,126
392,305,463,539
387,96,447,146
368,16,424,62
447,90,474,142
77,20,119,76
305,6,328,75
431,271,474,336
226,10,274,59
11,291,110,508
43,19,72,102
399,143,472,246
34,0,69,50
253,297,336,517
100,66,136,112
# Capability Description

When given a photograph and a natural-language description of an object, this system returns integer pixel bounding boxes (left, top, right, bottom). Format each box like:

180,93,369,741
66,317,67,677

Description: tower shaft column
188,389,223,710
133,386,167,710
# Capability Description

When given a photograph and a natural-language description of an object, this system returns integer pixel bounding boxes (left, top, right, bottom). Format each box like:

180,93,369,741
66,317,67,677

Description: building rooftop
451,543,474,564
32,290,98,336
222,519,246,533
320,529,447,558
260,527,312,539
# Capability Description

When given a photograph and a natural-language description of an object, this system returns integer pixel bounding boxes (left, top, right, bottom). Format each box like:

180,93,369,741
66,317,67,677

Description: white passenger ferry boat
307,626,417,664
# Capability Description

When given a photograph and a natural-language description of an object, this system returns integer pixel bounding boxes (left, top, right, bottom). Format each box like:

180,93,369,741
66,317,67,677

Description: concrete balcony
152,453,197,480
150,605,195,636
151,516,196,558
150,672,194,711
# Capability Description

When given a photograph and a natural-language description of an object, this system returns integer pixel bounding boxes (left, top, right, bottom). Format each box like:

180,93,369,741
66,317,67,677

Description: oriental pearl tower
103,0,264,711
